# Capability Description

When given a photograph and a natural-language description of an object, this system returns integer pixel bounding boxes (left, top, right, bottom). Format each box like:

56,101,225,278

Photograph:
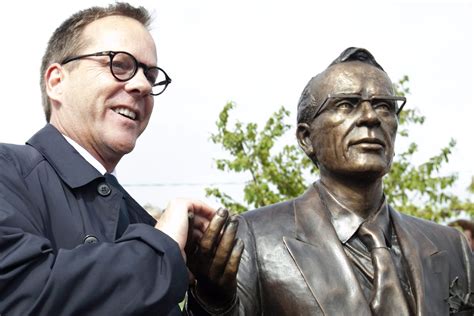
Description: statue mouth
349,138,385,149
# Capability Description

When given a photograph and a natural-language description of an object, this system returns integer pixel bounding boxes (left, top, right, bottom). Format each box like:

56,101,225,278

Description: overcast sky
0,0,472,209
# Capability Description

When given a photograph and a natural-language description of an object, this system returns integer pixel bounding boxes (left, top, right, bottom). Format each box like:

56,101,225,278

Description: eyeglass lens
110,52,168,95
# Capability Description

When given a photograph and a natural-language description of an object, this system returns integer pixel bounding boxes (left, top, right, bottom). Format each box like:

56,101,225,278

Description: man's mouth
113,107,137,121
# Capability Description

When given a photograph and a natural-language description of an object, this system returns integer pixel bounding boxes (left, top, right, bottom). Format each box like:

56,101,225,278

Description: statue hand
187,208,244,309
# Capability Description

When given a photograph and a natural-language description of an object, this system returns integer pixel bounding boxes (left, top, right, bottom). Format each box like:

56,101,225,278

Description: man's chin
109,138,137,157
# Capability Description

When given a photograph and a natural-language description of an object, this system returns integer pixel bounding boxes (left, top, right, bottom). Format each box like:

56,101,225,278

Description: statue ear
296,123,314,156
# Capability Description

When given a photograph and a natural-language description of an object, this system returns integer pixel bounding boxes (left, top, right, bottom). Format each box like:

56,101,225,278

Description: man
188,48,473,315
449,219,474,251
0,3,241,315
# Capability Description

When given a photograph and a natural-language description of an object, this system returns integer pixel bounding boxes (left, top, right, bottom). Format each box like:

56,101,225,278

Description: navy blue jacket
0,124,187,315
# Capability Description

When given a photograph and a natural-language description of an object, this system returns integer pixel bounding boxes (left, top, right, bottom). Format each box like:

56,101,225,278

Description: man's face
49,15,157,169
300,61,398,180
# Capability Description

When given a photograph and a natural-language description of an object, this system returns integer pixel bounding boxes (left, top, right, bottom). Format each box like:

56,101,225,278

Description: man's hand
187,208,244,309
155,198,215,262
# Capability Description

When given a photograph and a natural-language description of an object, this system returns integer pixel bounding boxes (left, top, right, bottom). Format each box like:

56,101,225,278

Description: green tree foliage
383,76,473,222
205,104,316,213
206,77,474,222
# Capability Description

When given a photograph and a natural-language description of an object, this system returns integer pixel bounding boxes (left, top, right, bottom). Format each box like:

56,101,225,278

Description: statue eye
372,100,396,114
334,98,358,110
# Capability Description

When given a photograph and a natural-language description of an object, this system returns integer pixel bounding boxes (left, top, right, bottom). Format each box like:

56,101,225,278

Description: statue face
299,61,398,180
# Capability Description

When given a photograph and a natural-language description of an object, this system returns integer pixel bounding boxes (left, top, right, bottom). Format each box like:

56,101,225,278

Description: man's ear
296,123,314,156
45,63,65,104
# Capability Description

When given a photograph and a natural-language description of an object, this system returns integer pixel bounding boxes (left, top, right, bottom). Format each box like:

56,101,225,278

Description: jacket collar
317,181,391,246
27,124,156,227
27,124,103,188
317,181,365,243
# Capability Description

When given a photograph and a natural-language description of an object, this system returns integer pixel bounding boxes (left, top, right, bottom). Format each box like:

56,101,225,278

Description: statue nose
356,101,381,127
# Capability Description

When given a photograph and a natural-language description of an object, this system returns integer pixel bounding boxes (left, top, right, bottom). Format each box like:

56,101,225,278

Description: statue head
296,47,405,181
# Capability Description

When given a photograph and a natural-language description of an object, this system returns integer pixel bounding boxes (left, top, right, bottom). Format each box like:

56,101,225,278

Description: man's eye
145,68,159,85
112,61,128,70
146,75,156,85
111,60,133,74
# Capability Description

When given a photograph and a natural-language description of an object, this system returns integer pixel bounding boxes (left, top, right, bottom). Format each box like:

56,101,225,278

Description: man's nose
125,68,152,96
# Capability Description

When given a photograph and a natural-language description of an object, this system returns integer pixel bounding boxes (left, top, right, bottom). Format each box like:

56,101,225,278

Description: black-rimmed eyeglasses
312,93,406,119
61,51,172,96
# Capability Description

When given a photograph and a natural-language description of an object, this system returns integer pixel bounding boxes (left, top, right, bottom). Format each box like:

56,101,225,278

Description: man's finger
184,213,196,256
192,213,212,233
188,199,217,221
190,229,203,244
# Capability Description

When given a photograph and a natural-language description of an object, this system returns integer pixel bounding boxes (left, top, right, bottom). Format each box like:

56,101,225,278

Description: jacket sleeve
186,215,261,316
0,154,187,316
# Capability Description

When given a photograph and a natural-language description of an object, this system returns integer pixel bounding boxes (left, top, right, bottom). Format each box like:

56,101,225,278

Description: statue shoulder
241,198,296,221
390,206,466,243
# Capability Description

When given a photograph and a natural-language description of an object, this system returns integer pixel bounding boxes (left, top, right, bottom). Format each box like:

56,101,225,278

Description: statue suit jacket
228,183,473,316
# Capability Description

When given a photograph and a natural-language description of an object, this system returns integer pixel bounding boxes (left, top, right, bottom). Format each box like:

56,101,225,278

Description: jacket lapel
390,208,448,315
284,184,371,316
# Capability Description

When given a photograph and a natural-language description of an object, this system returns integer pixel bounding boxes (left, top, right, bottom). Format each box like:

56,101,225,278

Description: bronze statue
187,47,473,315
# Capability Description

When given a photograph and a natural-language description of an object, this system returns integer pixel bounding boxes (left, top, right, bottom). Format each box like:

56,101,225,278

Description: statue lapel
390,207,449,316
283,185,371,316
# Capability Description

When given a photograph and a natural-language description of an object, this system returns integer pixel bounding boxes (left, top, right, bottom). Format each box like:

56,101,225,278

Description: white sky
0,0,472,209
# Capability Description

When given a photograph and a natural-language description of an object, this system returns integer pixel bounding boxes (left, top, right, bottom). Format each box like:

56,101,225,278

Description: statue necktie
358,221,410,316
104,173,130,237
